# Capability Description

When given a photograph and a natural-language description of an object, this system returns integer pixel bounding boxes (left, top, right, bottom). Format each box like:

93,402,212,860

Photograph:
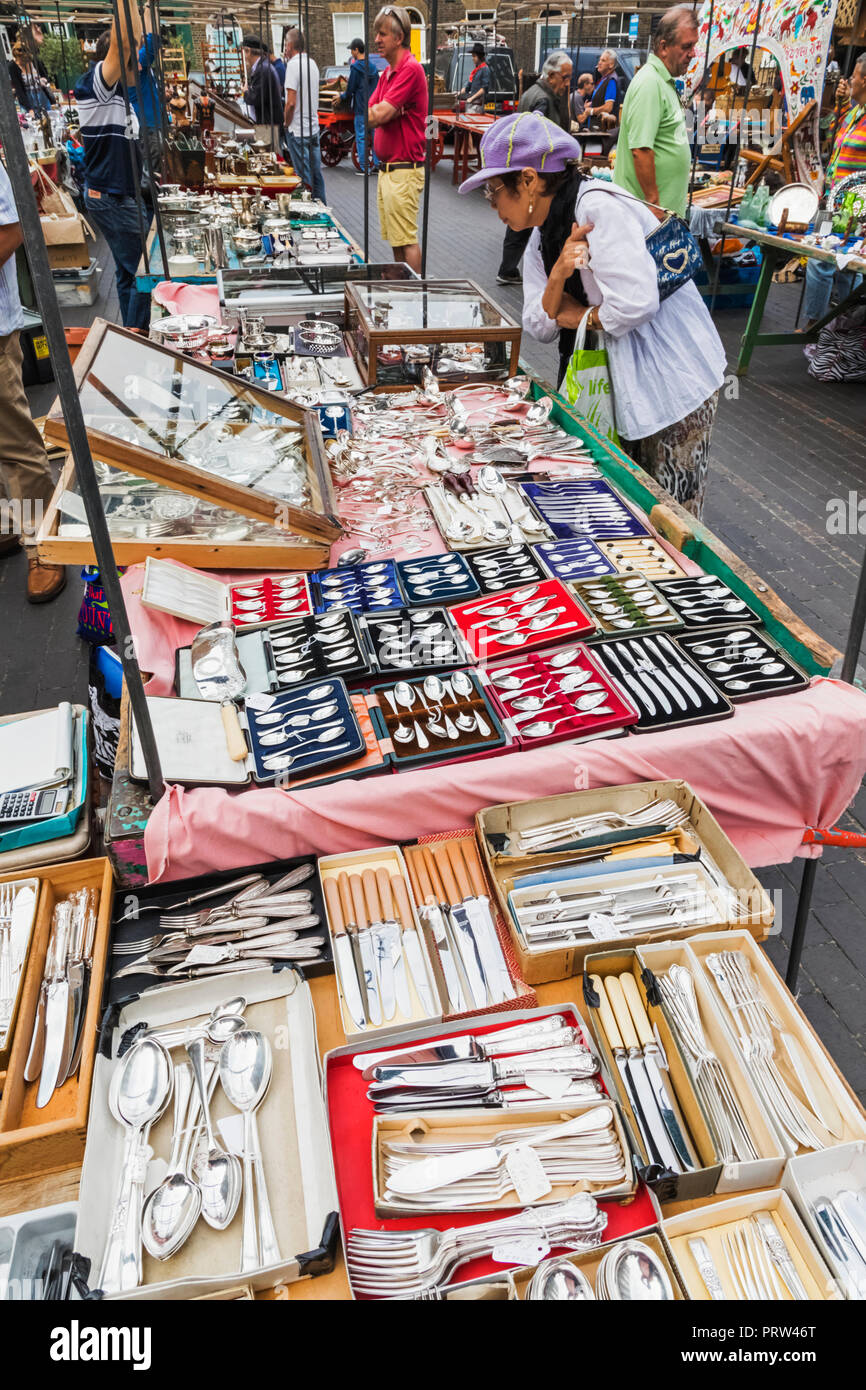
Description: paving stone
798,941,866,1036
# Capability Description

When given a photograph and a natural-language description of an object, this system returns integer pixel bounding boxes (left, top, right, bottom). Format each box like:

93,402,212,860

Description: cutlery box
318,846,445,1043
244,680,367,783
661,1189,841,1300
474,781,773,984
323,1004,660,1298
656,576,763,630
597,537,689,581
141,556,314,629
519,479,650,540
365,671,511,772
481,644,639,749
75,968,339,1299
260,610,376,688
592,633,735,733
500,1227,687,1300
572,575,683,637
0,857,114,1183
684,930,866,1155
782,1142,866,1298
0,878,40,1073
534,537,619,583
357,607,475,678
310,559,406,614
370,1099,636,1217
0,1199,78,1301
674,625,811,703
586,944,785,1199
449,579,596,663
464,543,548,594
397,553,480,606
106,852,332,1001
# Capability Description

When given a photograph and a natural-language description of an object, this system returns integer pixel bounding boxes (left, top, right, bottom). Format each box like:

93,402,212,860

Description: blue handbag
579,184,703,300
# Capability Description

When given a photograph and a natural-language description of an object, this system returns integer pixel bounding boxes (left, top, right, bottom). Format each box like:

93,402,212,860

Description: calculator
0,786,71,822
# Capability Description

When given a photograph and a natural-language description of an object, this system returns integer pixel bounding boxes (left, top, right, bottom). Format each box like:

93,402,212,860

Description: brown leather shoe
27,557,67,604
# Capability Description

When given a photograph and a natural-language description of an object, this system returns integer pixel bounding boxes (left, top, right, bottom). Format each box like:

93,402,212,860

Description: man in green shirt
614,5,698,217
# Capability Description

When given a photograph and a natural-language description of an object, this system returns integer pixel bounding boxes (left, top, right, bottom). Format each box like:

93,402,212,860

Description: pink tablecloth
144,677,866,883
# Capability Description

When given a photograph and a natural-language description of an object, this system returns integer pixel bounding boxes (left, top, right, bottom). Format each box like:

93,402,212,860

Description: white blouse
522,182,727,441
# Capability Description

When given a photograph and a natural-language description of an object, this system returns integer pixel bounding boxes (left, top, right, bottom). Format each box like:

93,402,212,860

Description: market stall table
434,111,495,186
723,222,866,375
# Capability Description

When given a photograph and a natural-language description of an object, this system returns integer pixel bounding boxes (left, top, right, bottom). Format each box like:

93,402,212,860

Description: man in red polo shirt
367,5,427,271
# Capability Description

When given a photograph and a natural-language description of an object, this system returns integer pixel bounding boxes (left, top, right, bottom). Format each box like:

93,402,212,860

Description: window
535,14,568,68
332,12,363,63
465,10,497,21
607,11,639,46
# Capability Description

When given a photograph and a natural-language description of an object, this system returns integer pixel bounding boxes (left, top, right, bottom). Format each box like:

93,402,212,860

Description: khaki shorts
377,166,424,247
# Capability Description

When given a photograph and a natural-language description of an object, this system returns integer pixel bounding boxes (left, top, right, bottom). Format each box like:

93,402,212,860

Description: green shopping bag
563,312,619,445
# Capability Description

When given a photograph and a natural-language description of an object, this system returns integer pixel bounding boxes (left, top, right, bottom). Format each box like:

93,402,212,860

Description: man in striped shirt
803,54,866,328
74,8,152,331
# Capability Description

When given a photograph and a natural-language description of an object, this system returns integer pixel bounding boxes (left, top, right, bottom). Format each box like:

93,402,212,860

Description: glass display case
36,459,329,570
344,278,521,388
44,320,340,545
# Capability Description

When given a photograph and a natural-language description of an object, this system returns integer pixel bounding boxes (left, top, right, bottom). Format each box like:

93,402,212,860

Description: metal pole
363,0,370,262
117,0,169,277
709,0,765,313
55,1,69,101
786,858,817,990
0,68,165,803
574,1,584,98
841,545,866,684
420,0,439,276
687,0,714,215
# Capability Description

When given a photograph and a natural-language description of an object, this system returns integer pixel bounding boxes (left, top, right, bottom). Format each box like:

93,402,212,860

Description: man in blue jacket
344,37,380,172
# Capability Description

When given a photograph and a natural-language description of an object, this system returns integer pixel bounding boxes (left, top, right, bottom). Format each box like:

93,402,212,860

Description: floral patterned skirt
621,391,720,520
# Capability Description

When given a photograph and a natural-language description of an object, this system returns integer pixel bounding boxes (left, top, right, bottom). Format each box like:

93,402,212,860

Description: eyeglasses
378,5,407,37
483,181,505,204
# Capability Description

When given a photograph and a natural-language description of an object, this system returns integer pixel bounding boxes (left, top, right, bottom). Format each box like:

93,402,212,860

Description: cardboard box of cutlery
366,671,511,772
0,857,114,1184
684,930,866,1157
661,1189,841,1300
0,1200,78,1300
74,969,339,1299
586,943,785,1199
782,1142,866,1299
323,1004,659,1298
141,556,314,630
474,780,773,984
505,1227,687,1299
106,853,332,1001
370,1100,636,1217
318,846,446,1043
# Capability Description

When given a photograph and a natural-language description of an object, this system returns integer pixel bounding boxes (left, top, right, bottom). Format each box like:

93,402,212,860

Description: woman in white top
460,111,727,517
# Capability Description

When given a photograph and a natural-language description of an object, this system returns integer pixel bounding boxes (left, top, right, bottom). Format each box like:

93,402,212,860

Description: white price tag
524,1071,575,1101
184,943,231,966
245,693,275,711
491,1239,550,1267
217,1113,246,1156
505,1144,552,1204
586,911,619,941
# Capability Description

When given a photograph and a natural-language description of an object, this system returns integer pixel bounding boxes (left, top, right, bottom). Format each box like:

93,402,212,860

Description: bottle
754,181,770,226
737,183,755,224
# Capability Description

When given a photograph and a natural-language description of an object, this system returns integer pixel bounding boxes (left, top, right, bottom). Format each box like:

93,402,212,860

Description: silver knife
619,972,696,1171
375,871,412,1019
601,643,657,717
373,1079,603,1111
619,642,674,715
605,975,685,1172
386,872,437,1017
753,1212,810,1301
450,904,489,1008
369,1051,597,1094
656,633,724,705
353,1016,574,1078
58,891,91,1086
464,897,514,1005
36,902,74,1108
345,874,381,1027
322,878,366,1030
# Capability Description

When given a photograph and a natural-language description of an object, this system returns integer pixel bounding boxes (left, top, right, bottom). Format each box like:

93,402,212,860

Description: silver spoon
141,1063,203,1261
187,1036,242,1231
394,681,429,749
423,676,460,739
256,703,339,728
450,670,491,736
219,1030,280,1272
725,674,795,691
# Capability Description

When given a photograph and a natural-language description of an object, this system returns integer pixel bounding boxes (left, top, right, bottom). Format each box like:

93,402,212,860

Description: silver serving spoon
527,1257,595,1300
219,1030,280,1272
141,1063,203,1261
450,670,492,736
394,681,429,749
187,1036,242,1231
423,676,460,739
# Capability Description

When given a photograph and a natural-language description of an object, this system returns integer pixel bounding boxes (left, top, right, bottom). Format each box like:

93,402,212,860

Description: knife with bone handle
418,848,471,1012
603,974,687,1173
404,849,464,1013
352,1014,579,1078
323,876,367,1031
371,1078,604,1111
348,873,382,1026
376,869,412,1018
389,872,437,1017
362,869,399,1022
590,974,666,1168
619,971,697,1170
368,1049,598,1096
429,842,488,1007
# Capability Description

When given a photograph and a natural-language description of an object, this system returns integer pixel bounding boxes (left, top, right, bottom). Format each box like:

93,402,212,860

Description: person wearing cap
462,43,490,111
344,38,381,173
461,112,726,518
496,50,572,284
367,5,428,273
242,33,283,137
